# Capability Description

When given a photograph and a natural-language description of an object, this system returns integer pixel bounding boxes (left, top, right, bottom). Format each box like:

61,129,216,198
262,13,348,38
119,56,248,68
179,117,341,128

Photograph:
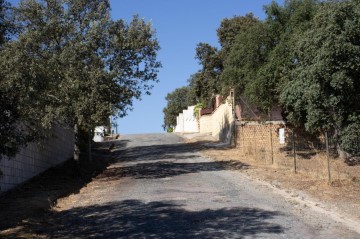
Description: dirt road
3,133,360,238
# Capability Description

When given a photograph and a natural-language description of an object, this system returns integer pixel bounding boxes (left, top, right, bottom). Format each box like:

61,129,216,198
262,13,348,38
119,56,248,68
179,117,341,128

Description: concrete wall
174,106,199,133
0,126,74,193
183,106,198,133
174,113,184,133
199,115,212,133
199,98,235,143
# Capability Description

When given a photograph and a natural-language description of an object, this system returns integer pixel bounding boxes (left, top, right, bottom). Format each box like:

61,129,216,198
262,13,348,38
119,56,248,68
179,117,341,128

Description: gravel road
53,133,359,238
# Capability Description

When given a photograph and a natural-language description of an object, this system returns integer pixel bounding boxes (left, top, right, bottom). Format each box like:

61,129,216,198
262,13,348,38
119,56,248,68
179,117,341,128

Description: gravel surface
49,133,359,238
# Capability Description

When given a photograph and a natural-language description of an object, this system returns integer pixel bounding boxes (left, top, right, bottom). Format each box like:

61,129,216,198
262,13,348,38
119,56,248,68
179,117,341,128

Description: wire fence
235,122,359,184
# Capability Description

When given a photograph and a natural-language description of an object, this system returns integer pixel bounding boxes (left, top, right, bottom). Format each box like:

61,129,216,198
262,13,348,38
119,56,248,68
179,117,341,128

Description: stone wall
0,126,74,193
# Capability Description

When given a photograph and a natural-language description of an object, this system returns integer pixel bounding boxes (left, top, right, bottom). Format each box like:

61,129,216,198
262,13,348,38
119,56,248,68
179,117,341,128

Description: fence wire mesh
235,122,358,183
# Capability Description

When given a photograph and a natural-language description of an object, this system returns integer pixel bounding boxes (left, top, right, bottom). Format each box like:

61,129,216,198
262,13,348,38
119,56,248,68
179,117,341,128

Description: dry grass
203,145,360,220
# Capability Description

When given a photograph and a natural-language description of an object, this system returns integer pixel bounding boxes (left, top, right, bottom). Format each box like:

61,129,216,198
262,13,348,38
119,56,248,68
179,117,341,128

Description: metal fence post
325,131,331,184
254,126,257,160
270,124,274,165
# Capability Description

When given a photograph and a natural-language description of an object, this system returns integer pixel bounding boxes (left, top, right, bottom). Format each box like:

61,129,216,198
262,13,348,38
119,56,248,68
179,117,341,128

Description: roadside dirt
0,142,114,238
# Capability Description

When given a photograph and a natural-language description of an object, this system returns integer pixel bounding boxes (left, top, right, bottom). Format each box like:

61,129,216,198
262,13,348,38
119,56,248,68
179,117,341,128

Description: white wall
199,98,235,143
174,106,199,133
183,106,198,133
199,115,212,133
174,113,184,133
0,126,74,193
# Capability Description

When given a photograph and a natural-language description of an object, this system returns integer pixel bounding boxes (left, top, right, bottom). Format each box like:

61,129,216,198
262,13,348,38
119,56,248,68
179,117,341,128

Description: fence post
325,131,331,184
292,130,297,173
233,121,237,147
270,124,274,165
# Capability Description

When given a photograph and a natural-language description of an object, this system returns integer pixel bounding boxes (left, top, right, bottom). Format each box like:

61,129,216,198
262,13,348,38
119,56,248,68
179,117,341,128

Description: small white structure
93,126,107,142
174,105,199,133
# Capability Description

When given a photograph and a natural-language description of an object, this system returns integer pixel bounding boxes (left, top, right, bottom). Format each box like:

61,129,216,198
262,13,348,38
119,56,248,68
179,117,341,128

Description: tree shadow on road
111,141,211,163
99,140,249,180
97,160,248,180
6,200,285,238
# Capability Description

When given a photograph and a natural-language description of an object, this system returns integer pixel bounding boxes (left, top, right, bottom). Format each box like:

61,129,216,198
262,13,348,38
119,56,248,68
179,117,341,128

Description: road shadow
112,141,206,163
93,139,130,152
100,139,249,180
0,141,114,231
5,200,284,238
97,160,248,180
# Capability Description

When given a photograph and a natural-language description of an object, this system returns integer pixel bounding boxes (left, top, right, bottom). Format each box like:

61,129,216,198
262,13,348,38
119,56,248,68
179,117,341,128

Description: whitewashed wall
199,115,212,133
174,106,199,133
183,106,198,133
199,99,235,143
174,113,184,133
0,126,74,193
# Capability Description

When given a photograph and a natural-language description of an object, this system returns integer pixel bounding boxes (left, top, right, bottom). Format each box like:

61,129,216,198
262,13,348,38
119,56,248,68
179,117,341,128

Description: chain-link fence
235,121,359,183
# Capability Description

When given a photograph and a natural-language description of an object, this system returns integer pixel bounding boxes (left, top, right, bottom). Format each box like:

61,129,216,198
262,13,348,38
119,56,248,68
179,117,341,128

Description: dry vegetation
202,144,360,221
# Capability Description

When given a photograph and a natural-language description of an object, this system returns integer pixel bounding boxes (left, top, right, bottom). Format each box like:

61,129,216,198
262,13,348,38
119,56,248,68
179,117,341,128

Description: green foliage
0,87,29,158
221,0,318,113
187,72,217,107
0,0,26,158
217,13,259,54
280,0,360,136
193,103,205,120
162,86,196,131
0,0,12,46
339,116,360,155
221,21,273,101
0,0,161,158
279,0,360,155
193,43,223,104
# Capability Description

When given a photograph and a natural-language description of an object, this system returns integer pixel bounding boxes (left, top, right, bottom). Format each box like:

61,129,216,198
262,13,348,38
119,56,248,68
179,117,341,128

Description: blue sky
8,0,283,134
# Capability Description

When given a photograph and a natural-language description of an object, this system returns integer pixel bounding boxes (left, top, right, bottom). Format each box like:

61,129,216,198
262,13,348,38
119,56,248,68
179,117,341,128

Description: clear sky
8,0,283,134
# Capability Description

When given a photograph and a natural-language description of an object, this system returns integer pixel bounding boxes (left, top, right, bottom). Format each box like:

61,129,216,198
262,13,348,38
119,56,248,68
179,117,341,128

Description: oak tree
0,0,161,158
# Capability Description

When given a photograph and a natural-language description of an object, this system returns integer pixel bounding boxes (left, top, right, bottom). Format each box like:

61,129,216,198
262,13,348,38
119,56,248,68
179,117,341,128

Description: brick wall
0,126,74,193
235,121,287,160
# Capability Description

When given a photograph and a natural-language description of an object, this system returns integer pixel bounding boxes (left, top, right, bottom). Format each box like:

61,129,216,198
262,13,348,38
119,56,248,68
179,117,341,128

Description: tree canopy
280,0,360,154
0,0,161,157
